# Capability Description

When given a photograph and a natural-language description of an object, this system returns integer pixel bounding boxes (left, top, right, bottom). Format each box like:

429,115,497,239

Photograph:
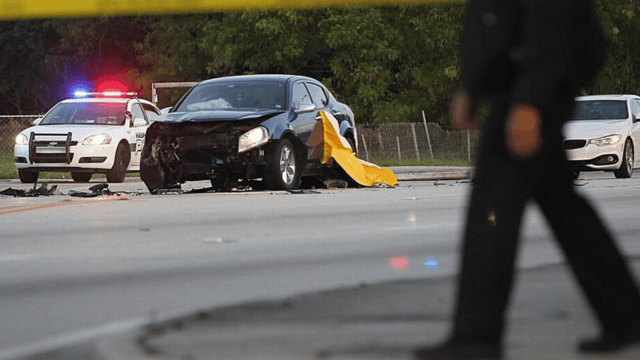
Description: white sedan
563,94,640,179
14,94,161,183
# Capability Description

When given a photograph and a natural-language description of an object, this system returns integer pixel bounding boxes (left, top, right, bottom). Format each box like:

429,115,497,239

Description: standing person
415,0,640,359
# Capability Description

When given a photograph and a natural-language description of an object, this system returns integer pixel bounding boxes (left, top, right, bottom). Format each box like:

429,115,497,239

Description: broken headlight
238,126,269,153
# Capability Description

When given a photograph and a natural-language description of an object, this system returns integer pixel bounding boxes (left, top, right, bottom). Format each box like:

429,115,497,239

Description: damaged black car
140,74,357,192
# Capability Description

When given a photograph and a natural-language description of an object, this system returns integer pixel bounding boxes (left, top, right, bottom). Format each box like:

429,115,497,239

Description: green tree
134,14,215,106
0,20,57,114
591,0,640,96
194,4,464,125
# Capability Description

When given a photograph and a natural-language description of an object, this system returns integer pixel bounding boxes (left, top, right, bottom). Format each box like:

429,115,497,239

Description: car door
140,102,161,123
290,81,317,160
631,99,640,168
307,82,344,123
128,102,149,168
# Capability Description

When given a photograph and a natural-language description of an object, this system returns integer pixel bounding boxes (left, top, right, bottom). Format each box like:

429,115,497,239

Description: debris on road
0,183,59,197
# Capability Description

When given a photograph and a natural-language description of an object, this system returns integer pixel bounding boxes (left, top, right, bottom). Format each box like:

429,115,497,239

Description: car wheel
106,143,130,183
346,137,356,154
265,139,301,190
18,169,39,184
614,139,634,178
71,172,93,182
334,136,360,188
572,170,580,180
210,179,228,192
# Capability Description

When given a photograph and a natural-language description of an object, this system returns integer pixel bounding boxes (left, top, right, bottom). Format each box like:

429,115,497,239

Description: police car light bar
74,91,137,98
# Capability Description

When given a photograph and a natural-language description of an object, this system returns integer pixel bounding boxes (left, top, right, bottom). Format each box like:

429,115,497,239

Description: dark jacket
461,0,606,141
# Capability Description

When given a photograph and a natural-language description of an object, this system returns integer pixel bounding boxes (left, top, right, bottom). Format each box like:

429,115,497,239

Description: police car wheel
106,143,130,183
71,172,93,182
18,169,39,184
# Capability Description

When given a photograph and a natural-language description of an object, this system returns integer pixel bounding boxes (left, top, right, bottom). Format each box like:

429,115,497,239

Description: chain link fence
357,122,479,162
0,115,478,161
0,116,40,154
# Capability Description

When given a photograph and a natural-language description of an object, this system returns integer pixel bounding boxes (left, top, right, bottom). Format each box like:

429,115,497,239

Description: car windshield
40,102,126,125
175,81,286,112
570,100,629,120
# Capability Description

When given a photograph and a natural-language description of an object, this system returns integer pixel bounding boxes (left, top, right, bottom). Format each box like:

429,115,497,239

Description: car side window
306,83,328,109
292,83,312,110
130,103,147,126
633,100,640,121
141,103,160,122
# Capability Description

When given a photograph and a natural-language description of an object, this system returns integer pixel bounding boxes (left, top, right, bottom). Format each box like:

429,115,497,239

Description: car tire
71,172,93,182
18,169,39,184
210,179,228,192
265,138,301,190
572,170,580,180
106,143,130,183
614,139,634,179
346,137,356,155
334,136,360,188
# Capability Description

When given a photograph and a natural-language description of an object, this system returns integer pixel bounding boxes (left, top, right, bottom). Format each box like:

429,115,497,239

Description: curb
395,171,472,181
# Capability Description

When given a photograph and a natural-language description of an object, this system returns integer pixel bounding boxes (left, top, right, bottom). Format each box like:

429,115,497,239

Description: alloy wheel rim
279,145,295,185
627,142,633,173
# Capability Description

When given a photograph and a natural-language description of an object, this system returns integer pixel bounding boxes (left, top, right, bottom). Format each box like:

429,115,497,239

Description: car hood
21,125,122,141
563,120,629,140
159,109,284,123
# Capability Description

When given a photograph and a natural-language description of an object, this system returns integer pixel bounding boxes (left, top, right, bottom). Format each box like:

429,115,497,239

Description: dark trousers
451,102,640,344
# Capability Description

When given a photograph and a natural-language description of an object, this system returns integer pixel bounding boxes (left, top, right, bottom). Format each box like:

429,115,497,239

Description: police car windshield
570,100,629,120
40,102,127,125
175,81,286,112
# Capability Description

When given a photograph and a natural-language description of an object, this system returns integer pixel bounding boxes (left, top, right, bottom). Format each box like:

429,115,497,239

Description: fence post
378,132,384,156
467,130,471,161
422,110,434,159
396,136,401,160
361,133,370,162
410,123,420,160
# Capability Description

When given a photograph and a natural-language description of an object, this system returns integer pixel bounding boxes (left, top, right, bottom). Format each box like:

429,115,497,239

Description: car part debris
0,183,59,197
152,188,184,195
324,179,348,189
69,183,113,197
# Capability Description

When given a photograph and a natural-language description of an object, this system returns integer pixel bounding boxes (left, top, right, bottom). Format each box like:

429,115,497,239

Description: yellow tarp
308,111,397,187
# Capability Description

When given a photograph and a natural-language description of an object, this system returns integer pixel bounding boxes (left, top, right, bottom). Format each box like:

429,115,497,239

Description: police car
14,92,161,183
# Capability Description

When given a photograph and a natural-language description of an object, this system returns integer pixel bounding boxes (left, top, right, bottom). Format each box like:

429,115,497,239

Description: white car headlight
588,134,622,147
15,133,28,145
82,134,112,145
238,126,269,153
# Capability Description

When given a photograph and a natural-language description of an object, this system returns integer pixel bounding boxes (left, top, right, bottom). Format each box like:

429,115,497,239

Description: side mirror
133,118,147,127
32,117,42,126
294,103,317,114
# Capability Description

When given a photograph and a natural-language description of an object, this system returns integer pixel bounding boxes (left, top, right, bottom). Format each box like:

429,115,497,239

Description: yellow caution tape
316,110,398,187
0,0,463,20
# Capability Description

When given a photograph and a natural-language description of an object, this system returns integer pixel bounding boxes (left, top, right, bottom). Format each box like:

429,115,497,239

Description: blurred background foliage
0,0,638,127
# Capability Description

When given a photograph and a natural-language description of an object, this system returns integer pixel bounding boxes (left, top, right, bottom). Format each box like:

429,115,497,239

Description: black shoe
414,340,502,360
579,330,640,353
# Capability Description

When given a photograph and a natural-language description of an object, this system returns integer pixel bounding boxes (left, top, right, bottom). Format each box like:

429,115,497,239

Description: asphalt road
1,172,640,357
